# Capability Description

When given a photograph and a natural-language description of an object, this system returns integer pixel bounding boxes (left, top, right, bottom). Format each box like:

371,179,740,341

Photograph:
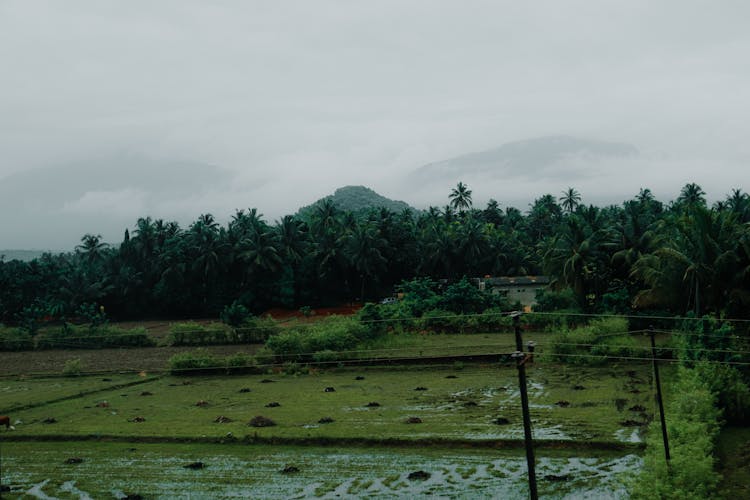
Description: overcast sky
2,1,749,249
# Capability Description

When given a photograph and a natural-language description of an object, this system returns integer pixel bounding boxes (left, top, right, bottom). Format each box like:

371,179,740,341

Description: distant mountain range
411,135,639,183
297,185,416,218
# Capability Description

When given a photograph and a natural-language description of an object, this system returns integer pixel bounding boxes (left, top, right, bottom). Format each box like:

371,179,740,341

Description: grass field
1,363,653,444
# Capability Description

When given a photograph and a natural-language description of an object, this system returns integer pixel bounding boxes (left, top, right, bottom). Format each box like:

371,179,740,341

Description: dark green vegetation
296,185,416,218
2,183,749,325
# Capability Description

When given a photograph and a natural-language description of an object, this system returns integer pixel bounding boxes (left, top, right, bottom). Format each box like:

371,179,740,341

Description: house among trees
476,276,550,310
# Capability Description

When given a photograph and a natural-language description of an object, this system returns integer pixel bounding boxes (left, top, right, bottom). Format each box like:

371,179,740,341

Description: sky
1,0,749,249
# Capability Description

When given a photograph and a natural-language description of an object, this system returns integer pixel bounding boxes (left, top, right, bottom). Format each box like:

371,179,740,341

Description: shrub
36,324,155,349
440,277,495,314
693,362,750,425
225,352,256,374
0,327,33,351
264,316,363,361
220,301,251,327
312,349,340,363
169,322,233,346
62,358,83,377
473,307,512,333
545,317,634,365
396,278,440,316
168,349,223,374
357,303,387,340
234,316,279,343
533,288,579,312
265,330,306,360
630,368,721,499
418,309,462,333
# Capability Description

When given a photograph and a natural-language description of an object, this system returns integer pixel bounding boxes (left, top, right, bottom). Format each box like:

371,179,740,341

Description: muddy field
0,442,640,499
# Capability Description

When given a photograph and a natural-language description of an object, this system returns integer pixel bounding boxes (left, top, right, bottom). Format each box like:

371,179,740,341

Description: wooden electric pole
649,326,670,464
512,311,538,500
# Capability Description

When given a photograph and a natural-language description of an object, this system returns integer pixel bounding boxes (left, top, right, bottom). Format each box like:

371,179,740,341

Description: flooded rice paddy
1,442,640,499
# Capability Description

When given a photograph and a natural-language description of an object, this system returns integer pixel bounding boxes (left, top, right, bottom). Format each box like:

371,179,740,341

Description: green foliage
533,288,579,312
62,358,83,377
0,326,33,351
18,303,46,335
676,315,740,363
220,301,251,327
234,316,279,343
545,317,634,365
473,307,512,332
168,349,223,374
439,277,495,314
225,352,256,374
36,324,154,349
76,302,108,328
265,316,364,361
396,278,441,316
168,322,234,346
630,368,721,499
418,309,465,333
693,362,750,425
357,303,387,339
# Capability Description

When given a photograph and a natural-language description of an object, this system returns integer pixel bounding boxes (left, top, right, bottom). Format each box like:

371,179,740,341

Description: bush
357,303,387,340
264,316,363,361
0,327,33,351
418,309,463,333
693,362,750,425
312,349,341,363
533,288,579,312
220,301,251,327
36,324,155,349
473,307,513,333
225,352,256,374
168,349,222,374
546,317,635,365
630,368,721,499
265,330,306,360
234,316,279,343
62,358,83,377
168,322,233,346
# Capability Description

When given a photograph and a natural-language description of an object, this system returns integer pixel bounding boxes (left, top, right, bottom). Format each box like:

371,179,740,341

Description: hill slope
297,186,416,218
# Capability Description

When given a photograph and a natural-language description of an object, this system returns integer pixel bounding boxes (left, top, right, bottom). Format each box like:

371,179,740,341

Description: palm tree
676,183,706,211
560,187,582,214
343,221,387,300
76,234,109,266
632,207,740,315
449,182,473,212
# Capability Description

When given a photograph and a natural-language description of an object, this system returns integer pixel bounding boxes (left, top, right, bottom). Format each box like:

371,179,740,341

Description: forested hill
297,186,416,218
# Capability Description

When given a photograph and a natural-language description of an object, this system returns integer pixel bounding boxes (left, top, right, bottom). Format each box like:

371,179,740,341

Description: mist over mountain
411,136,639,184
0,154,235,249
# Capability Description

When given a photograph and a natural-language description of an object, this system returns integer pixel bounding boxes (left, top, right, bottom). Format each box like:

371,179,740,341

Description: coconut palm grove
2,182,749,322
2,182,750,498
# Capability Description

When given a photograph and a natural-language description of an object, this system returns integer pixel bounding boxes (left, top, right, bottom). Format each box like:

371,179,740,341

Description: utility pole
511,311,538,500
649,326,670,464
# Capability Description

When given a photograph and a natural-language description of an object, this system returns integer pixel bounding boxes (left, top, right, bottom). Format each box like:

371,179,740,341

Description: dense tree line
1,182,749,324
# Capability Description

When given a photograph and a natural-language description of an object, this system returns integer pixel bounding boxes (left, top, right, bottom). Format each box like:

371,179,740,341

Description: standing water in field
3,443,640,499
